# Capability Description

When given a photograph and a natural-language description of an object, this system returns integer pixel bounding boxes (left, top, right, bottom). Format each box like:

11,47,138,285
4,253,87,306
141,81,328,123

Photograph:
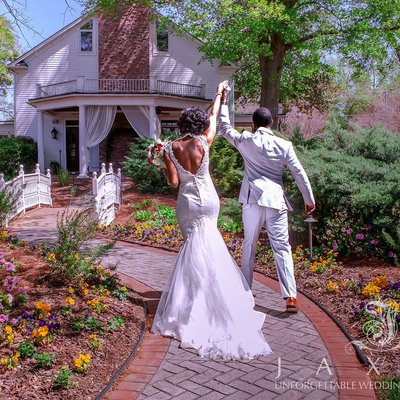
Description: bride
151,82,272,360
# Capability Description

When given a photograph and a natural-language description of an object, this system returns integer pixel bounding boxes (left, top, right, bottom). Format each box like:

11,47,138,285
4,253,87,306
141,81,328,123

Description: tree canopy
73,1,400,123
0,15,18,119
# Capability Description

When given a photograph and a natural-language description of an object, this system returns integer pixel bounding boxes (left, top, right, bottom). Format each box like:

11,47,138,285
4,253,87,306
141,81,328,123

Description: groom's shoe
286,297,298,313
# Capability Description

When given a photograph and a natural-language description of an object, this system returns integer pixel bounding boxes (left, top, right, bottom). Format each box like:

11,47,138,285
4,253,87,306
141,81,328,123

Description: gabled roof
8,13,88,68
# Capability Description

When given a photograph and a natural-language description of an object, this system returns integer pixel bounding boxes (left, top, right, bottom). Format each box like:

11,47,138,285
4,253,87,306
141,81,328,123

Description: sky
1,0,84,52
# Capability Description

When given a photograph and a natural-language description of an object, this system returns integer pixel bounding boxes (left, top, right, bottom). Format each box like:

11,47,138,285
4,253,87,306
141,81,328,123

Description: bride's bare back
171,136,205,175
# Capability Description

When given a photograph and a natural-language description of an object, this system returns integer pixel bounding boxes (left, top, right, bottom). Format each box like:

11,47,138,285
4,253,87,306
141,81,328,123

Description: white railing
0,164,52,226
92,163,122,226
37,79,205,99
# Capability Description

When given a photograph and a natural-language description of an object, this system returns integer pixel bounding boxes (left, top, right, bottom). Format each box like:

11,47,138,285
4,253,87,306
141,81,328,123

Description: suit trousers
242,203,296,298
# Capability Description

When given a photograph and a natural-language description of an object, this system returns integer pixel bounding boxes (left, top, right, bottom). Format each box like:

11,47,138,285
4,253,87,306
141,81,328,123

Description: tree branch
299,24,400,44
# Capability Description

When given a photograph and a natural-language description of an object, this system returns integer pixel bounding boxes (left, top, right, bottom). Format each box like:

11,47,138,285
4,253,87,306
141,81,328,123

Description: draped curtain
121,106,161,139
85,105,117,148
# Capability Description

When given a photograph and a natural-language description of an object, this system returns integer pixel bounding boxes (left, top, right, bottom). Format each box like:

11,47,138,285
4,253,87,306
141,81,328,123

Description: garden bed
0,237,146,400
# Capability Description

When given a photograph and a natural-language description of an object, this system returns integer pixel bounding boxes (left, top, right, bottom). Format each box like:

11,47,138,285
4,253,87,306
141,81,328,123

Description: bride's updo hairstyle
177,107,210,136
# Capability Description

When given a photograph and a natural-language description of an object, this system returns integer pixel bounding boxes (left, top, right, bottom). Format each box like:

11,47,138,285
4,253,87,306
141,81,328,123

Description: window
80,20,93,52
156,21,169,52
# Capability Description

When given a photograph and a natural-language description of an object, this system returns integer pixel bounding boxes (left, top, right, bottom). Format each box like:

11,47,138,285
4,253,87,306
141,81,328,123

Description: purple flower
0,314,9,323
326,230,331,236
370,239,379,245
26,326,33,334
333,243,338,251
389,252,395,258
341,228,346,233
10,318,19,326
5,262,16,272
21,311,33,320
6,294,13,304
355,233,365,240
347,228,353,234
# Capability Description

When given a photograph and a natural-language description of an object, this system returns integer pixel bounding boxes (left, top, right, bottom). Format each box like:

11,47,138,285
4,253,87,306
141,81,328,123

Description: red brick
106,389,139,399
117,380,147,391
123,373,153,383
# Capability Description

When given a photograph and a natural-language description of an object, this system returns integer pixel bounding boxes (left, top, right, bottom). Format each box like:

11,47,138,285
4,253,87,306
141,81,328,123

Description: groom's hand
305,203,315,215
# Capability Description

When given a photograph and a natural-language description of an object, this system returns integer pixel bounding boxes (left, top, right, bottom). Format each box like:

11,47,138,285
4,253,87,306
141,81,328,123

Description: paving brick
222,391,252,400
165,369,197,384
107,389,139,400
202,380,237,395
196,392,225,400
229,379,264,395
152,380,186,396
179,380,213,396
215,369,247,384
123,373,153,383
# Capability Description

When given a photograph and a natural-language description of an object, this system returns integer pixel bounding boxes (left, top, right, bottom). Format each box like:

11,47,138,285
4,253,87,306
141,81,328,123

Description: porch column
78,105,88,177
37,110,45,171
149,105,158,139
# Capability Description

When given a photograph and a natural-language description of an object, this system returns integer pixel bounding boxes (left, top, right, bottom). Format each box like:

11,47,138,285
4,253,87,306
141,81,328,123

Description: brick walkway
10,207,376,400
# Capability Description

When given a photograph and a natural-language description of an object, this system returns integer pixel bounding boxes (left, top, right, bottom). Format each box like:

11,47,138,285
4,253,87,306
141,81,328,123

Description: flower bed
0,232,145,399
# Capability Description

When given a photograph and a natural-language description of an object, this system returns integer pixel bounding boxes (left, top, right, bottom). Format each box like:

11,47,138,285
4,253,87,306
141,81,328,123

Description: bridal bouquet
147,139,170,169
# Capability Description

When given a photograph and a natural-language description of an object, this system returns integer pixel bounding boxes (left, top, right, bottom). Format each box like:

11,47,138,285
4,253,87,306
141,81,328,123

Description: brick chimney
98,4,151,79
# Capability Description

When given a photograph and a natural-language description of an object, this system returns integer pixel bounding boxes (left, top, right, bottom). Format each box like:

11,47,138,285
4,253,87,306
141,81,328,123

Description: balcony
37,78,206,99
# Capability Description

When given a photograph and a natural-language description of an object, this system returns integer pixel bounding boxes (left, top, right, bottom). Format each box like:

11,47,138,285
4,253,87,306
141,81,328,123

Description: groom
218,94,315,313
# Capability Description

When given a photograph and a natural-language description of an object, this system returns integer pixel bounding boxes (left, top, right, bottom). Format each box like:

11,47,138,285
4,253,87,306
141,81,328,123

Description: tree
83,1,400,125
0,15,18,118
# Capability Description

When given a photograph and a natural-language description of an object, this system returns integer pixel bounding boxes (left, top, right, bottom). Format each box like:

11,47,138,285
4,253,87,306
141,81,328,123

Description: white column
149,105,158,139
37,110,45,171
78,105,88,177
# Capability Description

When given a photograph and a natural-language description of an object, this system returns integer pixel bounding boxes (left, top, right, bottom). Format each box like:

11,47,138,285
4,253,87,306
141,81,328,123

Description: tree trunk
259,34,287,129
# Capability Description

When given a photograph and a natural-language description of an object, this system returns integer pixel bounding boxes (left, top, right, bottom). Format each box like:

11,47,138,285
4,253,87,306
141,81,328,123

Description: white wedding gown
151,134,272,360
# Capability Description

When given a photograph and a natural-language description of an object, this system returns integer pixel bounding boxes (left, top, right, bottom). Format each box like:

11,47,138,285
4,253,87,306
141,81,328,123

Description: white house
7,4,235,176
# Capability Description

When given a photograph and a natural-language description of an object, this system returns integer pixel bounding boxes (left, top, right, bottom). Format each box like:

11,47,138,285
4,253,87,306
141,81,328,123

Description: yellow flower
362,282,381,298
120,286,127,293
35,301,52,313
90,334,97,340
74,253,80,260
326,280,339,293
371,275,388,289
0,230,9,240
0,358,7,365
82,288,89,296
11,352,20,364
65,297,75,306
38,326,49,337
82,354,91,363
68,287,75,294
48,253,56,262
4,326,12,334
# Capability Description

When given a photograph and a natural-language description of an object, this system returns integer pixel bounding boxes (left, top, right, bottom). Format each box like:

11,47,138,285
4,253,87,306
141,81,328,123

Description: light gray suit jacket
218,105,315,211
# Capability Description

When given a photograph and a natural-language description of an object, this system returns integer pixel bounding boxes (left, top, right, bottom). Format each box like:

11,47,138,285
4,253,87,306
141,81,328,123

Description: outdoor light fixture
51,127,58,139
304,215,318,261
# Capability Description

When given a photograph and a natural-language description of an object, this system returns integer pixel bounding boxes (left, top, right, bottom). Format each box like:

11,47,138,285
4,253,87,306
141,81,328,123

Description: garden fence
92,163,122,226
0,164,52,226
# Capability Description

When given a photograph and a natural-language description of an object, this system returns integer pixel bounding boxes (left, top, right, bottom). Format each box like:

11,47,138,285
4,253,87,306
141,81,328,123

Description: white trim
77,17,98,56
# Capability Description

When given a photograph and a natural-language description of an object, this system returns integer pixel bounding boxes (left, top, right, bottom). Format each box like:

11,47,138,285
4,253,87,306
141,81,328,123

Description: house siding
13,17,99,170
99,5,150,79
150,25,231,100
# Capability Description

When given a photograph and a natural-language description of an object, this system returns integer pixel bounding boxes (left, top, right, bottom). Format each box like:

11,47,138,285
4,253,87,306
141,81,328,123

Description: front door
66,120,79,172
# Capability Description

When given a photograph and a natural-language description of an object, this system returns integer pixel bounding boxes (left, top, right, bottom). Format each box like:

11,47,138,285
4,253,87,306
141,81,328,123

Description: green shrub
132,210,152,221
0,136,37,180
0,186,18,228
287,124,400,260
123,132,178,194
209,136,243,198
33,352,57,369
56,168,70,187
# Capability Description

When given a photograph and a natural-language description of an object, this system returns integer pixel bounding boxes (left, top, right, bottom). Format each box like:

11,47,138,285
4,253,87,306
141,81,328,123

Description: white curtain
85,106,117,148
121,106,161,139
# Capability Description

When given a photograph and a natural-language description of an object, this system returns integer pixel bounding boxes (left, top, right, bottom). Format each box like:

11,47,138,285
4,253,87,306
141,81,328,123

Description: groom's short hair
252,107,273,128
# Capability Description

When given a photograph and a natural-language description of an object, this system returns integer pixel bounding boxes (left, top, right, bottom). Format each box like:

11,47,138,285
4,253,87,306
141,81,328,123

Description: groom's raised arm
219,105,248,148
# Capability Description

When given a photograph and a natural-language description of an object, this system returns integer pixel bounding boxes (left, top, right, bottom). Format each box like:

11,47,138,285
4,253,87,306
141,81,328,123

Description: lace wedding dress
151,134,272,360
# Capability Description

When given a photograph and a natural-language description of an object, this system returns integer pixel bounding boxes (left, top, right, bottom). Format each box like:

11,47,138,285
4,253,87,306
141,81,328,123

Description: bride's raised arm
204,82,226,145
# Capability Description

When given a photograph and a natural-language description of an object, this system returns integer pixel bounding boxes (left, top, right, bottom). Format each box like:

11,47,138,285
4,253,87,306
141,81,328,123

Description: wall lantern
51,127,58,140
304,215,318,261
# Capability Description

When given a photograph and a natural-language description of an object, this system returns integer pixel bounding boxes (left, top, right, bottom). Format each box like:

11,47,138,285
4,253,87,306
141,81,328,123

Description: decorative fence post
92,172,98,196
101,163,106,176
108,162,113,174
19,165,26,213
35,164,41,207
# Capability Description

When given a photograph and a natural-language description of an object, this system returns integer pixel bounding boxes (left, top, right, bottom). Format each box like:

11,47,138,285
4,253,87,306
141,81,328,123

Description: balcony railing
37,78,206,99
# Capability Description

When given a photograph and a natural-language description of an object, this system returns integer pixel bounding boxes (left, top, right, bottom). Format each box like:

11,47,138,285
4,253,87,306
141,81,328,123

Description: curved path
10,207,376,400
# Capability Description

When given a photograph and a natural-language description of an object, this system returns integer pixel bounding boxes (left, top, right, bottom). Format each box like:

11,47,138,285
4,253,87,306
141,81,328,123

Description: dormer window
156,21,169,52
80,20,93,52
